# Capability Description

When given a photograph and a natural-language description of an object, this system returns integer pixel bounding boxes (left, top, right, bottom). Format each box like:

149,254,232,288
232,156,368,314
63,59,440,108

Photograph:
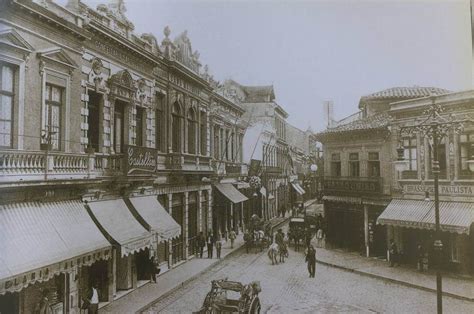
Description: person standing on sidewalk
215,233,223,259
207,231,215,258
229,229,236,249
389,239,399,267
197,232,206,258
305,245,316,278
87,282,100,314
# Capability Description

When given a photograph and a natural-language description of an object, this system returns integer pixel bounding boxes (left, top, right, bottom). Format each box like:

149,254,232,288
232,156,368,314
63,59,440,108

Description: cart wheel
249,297,261,314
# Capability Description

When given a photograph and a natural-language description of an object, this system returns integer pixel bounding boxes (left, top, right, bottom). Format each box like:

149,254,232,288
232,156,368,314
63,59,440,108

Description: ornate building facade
0,0,247,313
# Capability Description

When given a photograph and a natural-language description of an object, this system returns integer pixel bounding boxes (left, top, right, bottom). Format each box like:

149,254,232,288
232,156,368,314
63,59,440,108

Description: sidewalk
313,244,474,302
99,216,289,314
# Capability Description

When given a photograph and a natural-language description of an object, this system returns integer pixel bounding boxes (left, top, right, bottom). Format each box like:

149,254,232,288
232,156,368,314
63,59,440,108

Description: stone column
198,190,203,232
108,248,117,301
184,191,189,259
208,188,213,232
168,193,173,266
364,204,369,257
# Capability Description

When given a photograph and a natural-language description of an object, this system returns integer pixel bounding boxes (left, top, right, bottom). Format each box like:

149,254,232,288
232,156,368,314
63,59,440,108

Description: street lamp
397,96,468,314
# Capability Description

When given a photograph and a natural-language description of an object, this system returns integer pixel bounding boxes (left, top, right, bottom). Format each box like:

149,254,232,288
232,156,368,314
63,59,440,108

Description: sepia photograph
0,0,473,313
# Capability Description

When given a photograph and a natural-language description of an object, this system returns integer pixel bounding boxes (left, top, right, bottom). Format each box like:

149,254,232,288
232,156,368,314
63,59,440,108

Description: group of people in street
196,230,237,259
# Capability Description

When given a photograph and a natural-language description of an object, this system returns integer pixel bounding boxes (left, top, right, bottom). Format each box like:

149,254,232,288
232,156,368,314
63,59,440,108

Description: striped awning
127,196,181,242
291,182,306,195
0,200,111,295
377,199,474,235
87,199,153,257
214,183,248,204
323,195,362,204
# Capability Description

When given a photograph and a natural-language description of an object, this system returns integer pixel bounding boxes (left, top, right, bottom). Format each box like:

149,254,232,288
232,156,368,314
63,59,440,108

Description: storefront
324,196,364,253
0,200,111,314
213,182,248,236
378,199,474,274
85,198,153,299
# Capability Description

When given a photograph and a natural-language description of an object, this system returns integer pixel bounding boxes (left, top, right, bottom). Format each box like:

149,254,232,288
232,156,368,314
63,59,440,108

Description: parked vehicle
194,279,261,314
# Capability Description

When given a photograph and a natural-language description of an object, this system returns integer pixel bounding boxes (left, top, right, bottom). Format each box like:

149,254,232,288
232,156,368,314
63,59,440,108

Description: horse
267,243,279,265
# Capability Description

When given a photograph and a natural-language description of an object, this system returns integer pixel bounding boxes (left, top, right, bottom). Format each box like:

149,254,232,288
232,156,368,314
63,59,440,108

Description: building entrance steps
311,241,474,302
98,215,289,314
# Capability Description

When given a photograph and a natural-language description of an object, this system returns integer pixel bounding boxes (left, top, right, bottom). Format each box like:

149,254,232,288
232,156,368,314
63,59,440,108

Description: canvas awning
0,200,111,295
87,199,152,257
236,181,250,189
128,196,181,242
377,199,474,235
214,183,248,204
291,182,306,195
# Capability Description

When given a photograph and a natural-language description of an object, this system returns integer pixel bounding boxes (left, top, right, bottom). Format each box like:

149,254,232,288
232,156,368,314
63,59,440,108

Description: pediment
0,28,34,52
37,47,78,69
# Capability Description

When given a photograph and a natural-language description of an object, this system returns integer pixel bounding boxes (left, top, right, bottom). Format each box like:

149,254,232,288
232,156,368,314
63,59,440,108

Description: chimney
323,100,334,128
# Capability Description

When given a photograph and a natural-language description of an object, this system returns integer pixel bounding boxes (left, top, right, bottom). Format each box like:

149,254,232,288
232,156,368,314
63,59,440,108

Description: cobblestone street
142,242,474,313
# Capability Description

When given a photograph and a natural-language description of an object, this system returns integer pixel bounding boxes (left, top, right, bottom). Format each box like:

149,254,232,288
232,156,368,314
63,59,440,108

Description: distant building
313,86,451,258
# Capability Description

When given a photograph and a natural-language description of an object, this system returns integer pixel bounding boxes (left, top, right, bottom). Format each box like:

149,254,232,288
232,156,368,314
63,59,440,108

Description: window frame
43,83,64,151
331,153,341,177
459,133,474,178
402,136,418,179
368,152,380,177
0,62,15,148
348,152,360,177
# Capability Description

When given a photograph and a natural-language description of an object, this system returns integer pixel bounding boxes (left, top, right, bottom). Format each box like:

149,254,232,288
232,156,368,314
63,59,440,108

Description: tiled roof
315,112,390,137
361,86,451,101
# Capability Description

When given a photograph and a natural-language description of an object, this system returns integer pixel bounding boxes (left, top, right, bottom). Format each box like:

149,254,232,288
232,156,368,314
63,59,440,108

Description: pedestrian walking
229,229,236,249
197,231,206,258
244,229,252,253
207,231,215,258
216,233,223,259
305,245,316,278
316,228,324,248
389,239,399,267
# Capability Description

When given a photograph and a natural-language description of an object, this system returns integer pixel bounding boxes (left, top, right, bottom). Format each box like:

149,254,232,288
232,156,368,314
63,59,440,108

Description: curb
316,259,474,302
135,243,247,313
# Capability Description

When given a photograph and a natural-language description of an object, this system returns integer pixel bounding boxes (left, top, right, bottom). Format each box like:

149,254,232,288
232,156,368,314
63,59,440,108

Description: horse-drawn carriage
194,279,261,314
244,215,271,253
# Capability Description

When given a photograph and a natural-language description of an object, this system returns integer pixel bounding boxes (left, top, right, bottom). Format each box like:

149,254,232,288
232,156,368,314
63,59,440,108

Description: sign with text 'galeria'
125,145,157,174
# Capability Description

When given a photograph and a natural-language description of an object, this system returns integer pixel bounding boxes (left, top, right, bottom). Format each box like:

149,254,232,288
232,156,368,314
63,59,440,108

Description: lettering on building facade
403,184,474,196
324,179,381,194
125,145,157,174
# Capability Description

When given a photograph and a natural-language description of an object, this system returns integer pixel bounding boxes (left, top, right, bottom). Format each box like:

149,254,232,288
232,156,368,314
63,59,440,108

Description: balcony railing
323,176,383,195
0,149,124,183
165,152,212,172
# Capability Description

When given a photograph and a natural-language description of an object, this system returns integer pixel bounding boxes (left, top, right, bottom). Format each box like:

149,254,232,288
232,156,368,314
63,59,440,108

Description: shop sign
403,184,474,197
323,178,381,194
125,145,157,175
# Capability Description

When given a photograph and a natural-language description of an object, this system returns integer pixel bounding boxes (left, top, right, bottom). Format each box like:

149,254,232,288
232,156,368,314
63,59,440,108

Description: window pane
1,65,13,92
52,86,61,102
0,95,12,119
45,85,51,101
0,121,11,146
51,105,60,128
460,134,467,143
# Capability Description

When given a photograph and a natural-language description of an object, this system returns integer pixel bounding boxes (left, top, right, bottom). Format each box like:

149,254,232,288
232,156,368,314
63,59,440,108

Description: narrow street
142,227,474,313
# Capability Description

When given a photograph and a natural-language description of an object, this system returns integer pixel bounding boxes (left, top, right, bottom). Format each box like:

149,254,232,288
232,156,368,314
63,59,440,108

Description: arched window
172,102,182,152
187,108,196,154
200,110,207,155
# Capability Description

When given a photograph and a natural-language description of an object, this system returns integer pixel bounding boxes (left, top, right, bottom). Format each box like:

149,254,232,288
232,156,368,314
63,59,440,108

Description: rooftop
359,86,451,108
314,112,390,138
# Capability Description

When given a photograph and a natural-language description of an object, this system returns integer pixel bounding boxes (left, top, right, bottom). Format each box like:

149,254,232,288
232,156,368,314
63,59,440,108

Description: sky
61,0,472,131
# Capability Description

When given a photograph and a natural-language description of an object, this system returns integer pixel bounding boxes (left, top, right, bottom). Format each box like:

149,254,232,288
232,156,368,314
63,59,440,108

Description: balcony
323,176,383,195
165,152,212,173
0,149,123,184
